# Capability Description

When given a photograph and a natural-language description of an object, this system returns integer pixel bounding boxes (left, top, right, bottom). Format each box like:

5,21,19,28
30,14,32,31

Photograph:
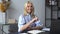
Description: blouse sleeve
18,15,25,32
35,20,43,27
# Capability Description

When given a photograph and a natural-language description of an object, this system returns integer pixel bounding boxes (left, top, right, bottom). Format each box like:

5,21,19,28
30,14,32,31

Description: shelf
52,6,58,11
2,24,18,34
2,23,18,25
45,0,60,28
46,18,51,20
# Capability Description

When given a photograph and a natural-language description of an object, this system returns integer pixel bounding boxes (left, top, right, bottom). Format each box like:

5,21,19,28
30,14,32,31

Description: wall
0,0,1,1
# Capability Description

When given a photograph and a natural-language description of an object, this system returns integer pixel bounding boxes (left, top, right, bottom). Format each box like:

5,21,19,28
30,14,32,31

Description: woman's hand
31,16,38,23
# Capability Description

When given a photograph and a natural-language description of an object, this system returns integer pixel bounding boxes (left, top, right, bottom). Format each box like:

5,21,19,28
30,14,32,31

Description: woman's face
26,3,33,14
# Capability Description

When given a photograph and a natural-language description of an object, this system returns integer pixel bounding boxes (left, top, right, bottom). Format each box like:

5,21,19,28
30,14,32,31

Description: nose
29,7,32,10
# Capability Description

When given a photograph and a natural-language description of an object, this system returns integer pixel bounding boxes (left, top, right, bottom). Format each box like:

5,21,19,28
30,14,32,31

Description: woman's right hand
31,16,38,23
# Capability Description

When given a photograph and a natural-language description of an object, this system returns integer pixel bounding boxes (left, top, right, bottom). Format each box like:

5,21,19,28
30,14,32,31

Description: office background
0,0,45,34
0,0,60,34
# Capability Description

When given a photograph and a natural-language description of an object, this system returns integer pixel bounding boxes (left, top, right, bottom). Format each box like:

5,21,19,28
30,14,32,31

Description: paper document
42,28,50,31
28,30,45,34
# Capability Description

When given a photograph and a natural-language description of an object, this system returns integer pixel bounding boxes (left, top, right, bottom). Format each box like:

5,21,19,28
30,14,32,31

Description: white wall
7,0,45,26
0,12,5,24
0,0,2,2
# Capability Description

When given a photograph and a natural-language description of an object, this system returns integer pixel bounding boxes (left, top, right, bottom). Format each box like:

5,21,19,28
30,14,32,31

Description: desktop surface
36,31,49,34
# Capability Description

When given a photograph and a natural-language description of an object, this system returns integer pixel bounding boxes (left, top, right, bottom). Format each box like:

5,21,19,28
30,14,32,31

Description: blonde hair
24,1,35,17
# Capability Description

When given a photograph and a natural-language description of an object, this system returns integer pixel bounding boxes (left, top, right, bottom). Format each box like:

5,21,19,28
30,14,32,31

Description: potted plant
0,0,10,12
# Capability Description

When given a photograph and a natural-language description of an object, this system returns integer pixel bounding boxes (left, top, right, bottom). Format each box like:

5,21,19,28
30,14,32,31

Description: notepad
20,33,27,34
28,30,45,34
42,28,50,31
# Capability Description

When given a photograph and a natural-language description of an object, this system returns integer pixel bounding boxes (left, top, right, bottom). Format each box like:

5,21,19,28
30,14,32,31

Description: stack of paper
28,30,45,34
42,27,50,31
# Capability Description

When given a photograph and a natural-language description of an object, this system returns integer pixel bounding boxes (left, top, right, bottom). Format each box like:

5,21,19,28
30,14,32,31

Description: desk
39,31,49,34
20,28,50,34
20,29,50,34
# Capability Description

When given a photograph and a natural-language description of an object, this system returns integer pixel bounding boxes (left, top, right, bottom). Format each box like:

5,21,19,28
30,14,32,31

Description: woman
18,1,43,33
